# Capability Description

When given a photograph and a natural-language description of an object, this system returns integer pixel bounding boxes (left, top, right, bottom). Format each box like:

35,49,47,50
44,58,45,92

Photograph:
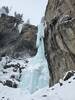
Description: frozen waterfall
19,21,49,94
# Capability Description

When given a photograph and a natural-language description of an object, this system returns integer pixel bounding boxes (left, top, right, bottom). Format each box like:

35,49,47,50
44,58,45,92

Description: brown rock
45,0,75,86
14,24,37,57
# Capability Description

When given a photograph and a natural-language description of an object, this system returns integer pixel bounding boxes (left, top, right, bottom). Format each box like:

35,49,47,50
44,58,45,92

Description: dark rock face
14,24,37,57
0,15,37,58
45,0,75,86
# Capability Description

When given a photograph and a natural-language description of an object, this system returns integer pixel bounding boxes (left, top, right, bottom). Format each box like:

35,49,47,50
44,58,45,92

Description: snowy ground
0,69,75,100
31,73,75,100
0,84,31,100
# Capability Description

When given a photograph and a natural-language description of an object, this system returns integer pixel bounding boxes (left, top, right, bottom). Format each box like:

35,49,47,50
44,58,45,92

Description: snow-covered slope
31,73,75,100
0,71,75,100
0,84,31,100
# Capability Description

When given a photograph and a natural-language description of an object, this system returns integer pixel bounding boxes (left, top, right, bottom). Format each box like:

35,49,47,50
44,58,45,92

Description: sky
0,0,48,25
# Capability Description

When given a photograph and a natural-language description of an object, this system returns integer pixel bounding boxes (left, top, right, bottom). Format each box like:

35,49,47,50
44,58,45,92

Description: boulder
4,80,18,88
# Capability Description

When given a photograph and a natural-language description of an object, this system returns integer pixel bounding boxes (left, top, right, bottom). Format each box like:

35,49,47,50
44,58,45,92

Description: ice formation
19,21,49,93
18,23,23,33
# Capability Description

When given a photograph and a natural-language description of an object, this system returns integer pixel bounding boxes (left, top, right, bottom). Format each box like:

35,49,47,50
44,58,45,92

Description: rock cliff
45,0,75,86
0,15,37,58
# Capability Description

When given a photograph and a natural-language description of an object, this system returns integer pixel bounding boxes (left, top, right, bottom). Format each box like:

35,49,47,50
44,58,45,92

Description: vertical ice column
34,21,49,90
31,21,46,64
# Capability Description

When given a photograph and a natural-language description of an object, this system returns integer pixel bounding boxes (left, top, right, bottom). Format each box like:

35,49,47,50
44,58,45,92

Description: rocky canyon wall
45,0,75,86
0,15,37,58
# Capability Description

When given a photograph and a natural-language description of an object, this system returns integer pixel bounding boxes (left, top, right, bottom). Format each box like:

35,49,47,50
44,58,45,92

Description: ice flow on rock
19,21,49,93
